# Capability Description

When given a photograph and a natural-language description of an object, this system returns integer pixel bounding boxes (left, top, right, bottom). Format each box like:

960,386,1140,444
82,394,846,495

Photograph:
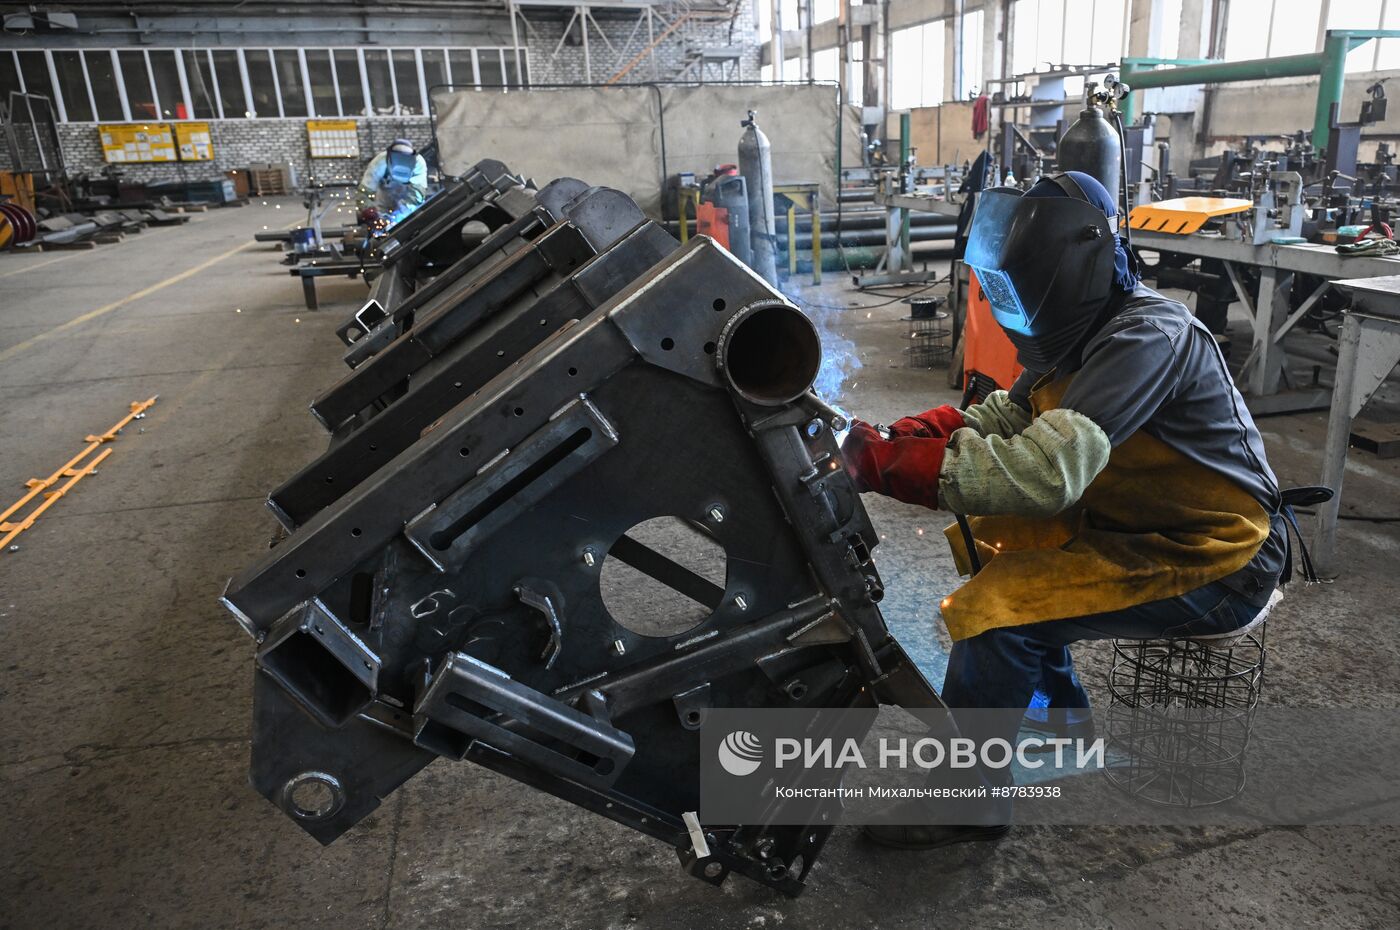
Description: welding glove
840,420,948,510
887,404,967,440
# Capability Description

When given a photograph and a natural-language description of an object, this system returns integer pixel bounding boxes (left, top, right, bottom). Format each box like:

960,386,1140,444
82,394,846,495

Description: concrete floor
2,201,1399,929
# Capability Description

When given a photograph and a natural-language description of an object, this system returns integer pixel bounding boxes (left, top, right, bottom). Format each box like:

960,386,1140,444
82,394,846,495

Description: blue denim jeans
933,581,1269,807
941,580,1267,713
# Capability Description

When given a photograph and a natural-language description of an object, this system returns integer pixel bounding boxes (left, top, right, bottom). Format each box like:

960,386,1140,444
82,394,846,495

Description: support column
981,0,1004,94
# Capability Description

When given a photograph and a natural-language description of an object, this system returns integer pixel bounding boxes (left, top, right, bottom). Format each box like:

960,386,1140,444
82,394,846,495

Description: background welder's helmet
385,139,418,183
964,171,1133,372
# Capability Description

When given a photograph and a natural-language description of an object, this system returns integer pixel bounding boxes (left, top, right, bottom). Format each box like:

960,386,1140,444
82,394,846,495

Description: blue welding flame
385,198,423,229
784,286,862,435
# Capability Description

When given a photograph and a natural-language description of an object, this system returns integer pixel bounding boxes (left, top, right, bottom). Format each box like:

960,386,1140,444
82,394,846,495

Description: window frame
12,44,532,123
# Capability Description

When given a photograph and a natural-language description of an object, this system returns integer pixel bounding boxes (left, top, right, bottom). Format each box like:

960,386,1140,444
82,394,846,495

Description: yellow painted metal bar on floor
0,396,157,549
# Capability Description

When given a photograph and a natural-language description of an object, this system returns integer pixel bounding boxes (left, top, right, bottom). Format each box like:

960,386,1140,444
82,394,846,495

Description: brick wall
45,116,433,187
9,5,766,183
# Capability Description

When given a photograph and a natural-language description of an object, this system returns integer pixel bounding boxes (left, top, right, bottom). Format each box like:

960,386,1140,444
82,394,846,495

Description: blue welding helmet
964,182,1117,372
385,139,418,184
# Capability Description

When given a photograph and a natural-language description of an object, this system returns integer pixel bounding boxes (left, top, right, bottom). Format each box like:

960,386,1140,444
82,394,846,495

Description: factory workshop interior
4,0,1400,927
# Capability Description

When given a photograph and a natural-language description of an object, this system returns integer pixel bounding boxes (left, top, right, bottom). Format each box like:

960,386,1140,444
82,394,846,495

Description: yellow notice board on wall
175,122,214,161
307,119,361,158
99,123,177,163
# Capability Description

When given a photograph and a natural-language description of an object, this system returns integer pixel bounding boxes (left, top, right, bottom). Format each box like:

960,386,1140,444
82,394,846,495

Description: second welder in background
357,138,428,223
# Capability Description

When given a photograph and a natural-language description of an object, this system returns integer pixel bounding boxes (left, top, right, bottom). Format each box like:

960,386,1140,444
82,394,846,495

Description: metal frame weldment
222,163,944,896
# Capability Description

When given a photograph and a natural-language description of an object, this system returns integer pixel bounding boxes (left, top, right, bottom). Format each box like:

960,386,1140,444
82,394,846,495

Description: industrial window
147,50,185,119
244,50,278,118
119,50,156,120
182,50,217,119
1323,0,1399,72
503,49,529,86
273,50,308,117
16,51,54,105
849,40,865,106
960,8,984,97
447,49,476,88
1013,0,1127,75
780,0,799,32
85,51,125,121
13,45,530,123
363,49,394,114
306,50,338,117
333,50,365,116
890,20,945,109
0,52,22,103
479,48,505,87
812,0,838,24
421,49,448,100
1224,0,1331,62
51,51,93,122
208,50,244,119
811,47,839,84
391,49,422,113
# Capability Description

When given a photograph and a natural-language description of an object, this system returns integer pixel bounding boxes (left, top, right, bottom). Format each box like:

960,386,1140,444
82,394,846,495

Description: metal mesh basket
1103,625,1267,807
904,296,950,368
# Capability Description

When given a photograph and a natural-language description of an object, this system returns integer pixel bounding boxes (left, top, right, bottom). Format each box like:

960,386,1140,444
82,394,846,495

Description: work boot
1022,706,1096,745
861,822,1010,850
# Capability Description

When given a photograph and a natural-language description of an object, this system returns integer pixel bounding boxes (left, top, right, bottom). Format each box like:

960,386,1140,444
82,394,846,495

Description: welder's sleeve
356,155,386,207
405,156,429,205
957,390,1033,438
937,411,1111,517
937,317,1184,517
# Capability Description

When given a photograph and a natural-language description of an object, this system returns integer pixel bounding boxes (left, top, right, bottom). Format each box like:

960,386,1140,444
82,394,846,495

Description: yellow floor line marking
0,238,259,365
0,253,76,281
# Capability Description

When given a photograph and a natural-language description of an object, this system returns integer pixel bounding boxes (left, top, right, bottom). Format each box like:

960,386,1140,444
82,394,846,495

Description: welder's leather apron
939,373,1271,641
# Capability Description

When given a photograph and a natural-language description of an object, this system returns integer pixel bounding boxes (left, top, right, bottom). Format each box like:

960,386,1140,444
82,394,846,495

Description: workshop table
1133,230,1400,414
1313,276,1400,576
289,259,365,310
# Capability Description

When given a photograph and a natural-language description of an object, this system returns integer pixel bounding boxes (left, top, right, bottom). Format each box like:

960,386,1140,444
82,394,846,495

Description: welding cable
955,513,983,574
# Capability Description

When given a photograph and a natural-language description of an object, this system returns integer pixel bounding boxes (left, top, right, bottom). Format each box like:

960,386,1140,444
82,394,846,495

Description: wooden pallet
248,170,289,196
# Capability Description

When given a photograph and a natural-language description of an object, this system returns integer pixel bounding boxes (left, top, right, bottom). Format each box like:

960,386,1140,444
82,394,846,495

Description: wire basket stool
903,296,951,368
1103,624,1267,807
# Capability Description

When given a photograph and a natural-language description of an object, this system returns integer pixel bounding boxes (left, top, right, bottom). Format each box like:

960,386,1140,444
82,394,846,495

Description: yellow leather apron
939,373,1271,641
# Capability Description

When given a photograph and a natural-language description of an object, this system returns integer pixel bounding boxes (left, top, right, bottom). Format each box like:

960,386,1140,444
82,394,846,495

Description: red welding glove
840,420,949,510
358,206,381,225
887,404,967,440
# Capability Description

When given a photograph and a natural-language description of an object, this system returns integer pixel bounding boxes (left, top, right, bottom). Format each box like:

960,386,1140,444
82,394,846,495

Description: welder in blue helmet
843,170,1299,850
356,138,428,222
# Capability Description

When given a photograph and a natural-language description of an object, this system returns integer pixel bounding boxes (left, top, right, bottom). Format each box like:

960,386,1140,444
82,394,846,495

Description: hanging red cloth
972,94,990,140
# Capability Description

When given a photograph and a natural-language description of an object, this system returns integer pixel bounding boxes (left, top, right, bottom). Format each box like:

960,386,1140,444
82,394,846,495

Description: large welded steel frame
224,224,943,895
320,181,647,429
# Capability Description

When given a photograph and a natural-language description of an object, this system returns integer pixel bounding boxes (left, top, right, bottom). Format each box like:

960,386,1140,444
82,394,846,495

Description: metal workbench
1133,229,1400,413
1314,276,1400,576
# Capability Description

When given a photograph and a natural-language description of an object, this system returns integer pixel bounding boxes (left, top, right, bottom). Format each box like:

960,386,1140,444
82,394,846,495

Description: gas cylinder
1057,104,1122,206
737,110,779,284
